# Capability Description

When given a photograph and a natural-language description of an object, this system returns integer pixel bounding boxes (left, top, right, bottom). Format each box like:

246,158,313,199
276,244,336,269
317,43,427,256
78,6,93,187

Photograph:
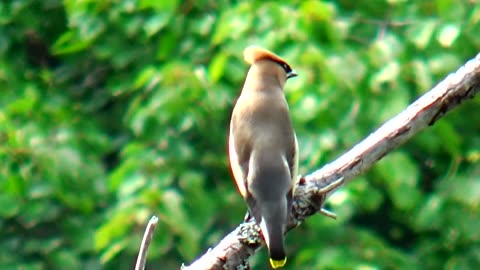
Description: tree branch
135,216,159,270
183,53,480,270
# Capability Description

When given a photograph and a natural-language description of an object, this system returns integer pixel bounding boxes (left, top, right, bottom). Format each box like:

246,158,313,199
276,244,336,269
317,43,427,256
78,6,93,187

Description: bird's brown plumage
228,46,298,269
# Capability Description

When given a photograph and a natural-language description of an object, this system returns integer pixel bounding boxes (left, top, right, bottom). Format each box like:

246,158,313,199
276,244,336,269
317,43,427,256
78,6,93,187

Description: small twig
135,216,159,270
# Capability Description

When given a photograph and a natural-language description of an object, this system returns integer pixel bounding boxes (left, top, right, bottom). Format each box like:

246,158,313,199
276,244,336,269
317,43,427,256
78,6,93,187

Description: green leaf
52,31,90,55
432,121,462,155
50,249,81,269
369,61,400,93
406,19,437,49
300,0,336,21
209,52,229,83
410,59,433,92
0,194,21,217
375,152,420,210
212,3,253,44
414,195,444,230
133,66,158,89
19,199,61,226
437,23,460,47
144,14,170,37
140,0,178,12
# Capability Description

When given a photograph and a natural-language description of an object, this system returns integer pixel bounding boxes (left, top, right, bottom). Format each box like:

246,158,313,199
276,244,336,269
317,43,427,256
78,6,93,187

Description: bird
228,45,298,269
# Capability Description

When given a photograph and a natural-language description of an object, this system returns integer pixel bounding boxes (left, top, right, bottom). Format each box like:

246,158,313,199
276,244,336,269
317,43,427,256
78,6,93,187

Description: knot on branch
238,221,261,247
291,176,344,227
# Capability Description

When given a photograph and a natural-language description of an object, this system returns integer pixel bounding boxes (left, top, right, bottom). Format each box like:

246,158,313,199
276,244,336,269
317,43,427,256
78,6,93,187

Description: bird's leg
243,210,254,222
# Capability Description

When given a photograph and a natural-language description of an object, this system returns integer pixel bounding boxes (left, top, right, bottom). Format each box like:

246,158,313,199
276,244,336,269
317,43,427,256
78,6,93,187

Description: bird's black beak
286,70,298,79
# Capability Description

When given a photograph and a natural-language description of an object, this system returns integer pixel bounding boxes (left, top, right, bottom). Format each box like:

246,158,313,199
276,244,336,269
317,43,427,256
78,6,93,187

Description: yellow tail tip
269,257,287,269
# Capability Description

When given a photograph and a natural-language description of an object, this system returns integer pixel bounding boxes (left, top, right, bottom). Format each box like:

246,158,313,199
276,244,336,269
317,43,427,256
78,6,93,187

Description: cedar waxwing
228,46,298,269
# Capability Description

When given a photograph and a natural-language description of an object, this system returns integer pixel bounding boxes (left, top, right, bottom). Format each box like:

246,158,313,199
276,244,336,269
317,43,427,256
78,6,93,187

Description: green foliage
1,0,479,269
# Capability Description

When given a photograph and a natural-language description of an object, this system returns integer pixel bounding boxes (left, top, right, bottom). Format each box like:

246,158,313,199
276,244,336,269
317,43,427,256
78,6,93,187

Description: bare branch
183,53,480,270
135,216,159,270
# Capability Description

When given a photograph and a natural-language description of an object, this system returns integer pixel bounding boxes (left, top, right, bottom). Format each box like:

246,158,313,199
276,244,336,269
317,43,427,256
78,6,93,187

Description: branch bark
183,53,480,270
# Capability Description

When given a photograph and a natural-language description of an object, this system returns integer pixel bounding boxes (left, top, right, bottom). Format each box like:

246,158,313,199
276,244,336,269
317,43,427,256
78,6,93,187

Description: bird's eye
280,63,291,73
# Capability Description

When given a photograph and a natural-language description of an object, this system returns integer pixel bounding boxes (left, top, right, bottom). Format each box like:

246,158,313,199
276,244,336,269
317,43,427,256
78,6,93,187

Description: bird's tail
270,256,287,269
258,199,288,269
265,220,287,269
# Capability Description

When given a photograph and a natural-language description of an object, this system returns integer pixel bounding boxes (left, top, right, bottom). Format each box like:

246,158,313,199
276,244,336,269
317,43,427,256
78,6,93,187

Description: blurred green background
1,0,480,269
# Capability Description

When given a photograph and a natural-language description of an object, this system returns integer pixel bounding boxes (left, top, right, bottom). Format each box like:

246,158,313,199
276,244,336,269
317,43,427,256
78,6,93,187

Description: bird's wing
289,134,299,182
228,114,251,198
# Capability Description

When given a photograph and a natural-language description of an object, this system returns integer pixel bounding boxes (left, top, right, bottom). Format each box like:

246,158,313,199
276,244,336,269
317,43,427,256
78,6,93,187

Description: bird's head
243,45,297,88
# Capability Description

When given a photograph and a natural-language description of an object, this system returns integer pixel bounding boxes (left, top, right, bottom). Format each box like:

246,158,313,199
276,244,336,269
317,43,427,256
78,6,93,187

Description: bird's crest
243,45,288,65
